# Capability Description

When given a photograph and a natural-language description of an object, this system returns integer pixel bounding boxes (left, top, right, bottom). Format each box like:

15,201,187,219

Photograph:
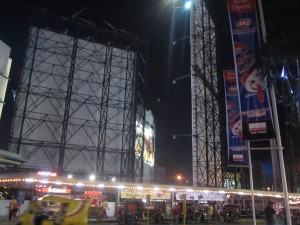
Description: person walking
264,201,276,225
8,195,19,221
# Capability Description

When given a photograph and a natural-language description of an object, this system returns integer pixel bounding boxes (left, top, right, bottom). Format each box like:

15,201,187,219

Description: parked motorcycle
173,211,201,223
218,210,239,223
150,210,165,224
118,210,139,225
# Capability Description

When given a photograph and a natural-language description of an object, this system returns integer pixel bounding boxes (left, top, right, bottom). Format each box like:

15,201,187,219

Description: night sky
0,0,193,184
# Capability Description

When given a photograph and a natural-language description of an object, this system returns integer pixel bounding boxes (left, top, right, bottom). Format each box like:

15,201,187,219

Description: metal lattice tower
7,13,147,182
190,0,223,187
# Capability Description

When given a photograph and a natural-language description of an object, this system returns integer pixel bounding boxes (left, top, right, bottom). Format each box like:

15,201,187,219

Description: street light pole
257,1,291,225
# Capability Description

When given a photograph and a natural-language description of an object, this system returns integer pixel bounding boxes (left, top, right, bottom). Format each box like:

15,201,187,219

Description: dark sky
0,0,193,184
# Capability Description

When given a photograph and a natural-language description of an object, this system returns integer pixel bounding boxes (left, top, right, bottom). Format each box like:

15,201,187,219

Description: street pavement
0,217,267,225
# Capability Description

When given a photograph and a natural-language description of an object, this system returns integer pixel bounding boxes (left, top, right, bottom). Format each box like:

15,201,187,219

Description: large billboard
8,27,138,176
226,0,275,140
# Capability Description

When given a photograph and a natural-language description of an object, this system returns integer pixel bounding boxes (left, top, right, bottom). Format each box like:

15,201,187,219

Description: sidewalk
0,216,118,225
0,217,267,225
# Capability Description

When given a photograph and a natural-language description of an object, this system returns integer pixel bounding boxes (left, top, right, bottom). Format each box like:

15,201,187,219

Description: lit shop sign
37,171,57,177
121,189,171,200
37,187,72,194
175,192,225,201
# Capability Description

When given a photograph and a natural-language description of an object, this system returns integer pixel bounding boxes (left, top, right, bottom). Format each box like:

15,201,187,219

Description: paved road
0,218,267,225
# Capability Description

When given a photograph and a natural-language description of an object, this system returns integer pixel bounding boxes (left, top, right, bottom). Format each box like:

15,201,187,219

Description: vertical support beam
16,27,40,154
58,37,78,175
96,44,112,177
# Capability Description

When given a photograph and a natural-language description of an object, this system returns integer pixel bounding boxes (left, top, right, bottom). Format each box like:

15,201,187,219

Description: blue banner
226,0,275,140
223,71,248,166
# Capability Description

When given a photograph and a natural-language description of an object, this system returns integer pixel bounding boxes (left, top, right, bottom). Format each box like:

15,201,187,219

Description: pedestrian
207,204,213,223
8,195,19,221
264,201,276,225
129,201,137,225
102,198,109,218
280,208,287,225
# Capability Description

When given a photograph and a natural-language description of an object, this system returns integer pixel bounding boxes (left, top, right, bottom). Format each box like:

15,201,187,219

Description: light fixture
89,174,96,181
184,1,192,9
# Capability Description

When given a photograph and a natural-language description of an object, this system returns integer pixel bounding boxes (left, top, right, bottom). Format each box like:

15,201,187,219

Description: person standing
207,204,213,223
264,201,276,225
129,201,137,225
102,198,109,218
8,195,19,221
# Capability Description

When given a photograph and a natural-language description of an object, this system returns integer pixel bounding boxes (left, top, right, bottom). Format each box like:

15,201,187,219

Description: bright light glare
40,180,49,184
67,174,73,179
169,188,176,192
25,178,35,182
98,184,105,188
280,66,285,78
184,1,192,9
76,183,84,187
137,186,143,190
89,174,96,181
154,187,160,191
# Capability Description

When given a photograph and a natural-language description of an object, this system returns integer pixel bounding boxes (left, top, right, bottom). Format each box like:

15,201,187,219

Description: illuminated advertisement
135,121,155,167
121,189,170,200
175,192,225,202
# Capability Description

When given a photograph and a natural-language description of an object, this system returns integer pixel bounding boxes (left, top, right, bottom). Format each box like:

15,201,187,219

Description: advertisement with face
226,0,275,140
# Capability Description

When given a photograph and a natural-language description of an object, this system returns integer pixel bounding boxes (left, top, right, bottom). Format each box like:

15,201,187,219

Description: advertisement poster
226,0,275,140
135,122,155,167
223,70,248,166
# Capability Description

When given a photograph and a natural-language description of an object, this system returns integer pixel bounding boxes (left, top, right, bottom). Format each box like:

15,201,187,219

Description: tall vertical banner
226,0,275,140
224,70,248,166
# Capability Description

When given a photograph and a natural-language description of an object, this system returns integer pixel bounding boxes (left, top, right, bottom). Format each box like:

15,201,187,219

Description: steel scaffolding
190,0,223,187
7,12,148,182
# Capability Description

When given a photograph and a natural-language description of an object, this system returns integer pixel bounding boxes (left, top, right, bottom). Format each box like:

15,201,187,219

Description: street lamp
171,0,191,46
172,74,191,84
173,133,196,139
177,174,182,186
